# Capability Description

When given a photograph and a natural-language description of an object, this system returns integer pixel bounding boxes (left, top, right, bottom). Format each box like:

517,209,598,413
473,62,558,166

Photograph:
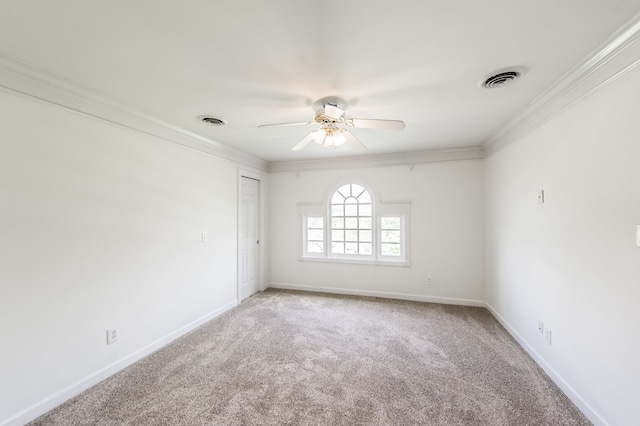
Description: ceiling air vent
199,116,226,126
482,71,521,88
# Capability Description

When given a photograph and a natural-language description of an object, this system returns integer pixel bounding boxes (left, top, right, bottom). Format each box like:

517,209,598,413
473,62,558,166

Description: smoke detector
482,67,526,88
199,115,226,126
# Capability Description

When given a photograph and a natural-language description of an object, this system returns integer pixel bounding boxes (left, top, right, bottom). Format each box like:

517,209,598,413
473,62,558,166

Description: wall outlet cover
107,328,119,345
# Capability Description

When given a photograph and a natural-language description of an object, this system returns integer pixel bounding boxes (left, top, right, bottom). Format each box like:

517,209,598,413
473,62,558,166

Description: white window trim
377,202,411,265
298,183,411,267
299,203,325,259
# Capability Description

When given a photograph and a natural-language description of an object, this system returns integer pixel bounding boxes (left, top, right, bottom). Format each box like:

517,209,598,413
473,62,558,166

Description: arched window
299,180,410,266
330,184,372,256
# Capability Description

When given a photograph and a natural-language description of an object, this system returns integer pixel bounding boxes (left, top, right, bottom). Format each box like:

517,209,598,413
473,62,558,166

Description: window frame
328,183,375,259
300,203,326,260
299,181,410,267
376,203,411,264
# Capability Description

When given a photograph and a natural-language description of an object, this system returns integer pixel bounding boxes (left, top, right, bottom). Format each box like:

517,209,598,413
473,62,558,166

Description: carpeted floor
29,289,591,425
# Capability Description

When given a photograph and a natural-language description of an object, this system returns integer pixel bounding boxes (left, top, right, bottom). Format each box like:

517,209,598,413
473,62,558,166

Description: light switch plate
537,190,545,204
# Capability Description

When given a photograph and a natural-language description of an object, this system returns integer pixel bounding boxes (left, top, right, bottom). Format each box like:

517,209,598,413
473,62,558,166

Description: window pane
307,217,323,229
345,204,358,216
381,217,400,229
345,217,358,229
359,217,372,229
358,191,371,204
307,241,324,253
332,230,344,241
331,205,344,216
307,230,323,241
359,204,372,216
345,242,358,254
337,185,350,198
359,243,372,255
345,229,358,242
351,184,364,197
332,242,344,254
381,230,401,243
381,243,401,256
345,196,358,204
332,217,344,229
332,192,344,204
358,230,372,242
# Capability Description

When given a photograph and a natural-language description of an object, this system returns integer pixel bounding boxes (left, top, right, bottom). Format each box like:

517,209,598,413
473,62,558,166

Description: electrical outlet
538,321,544,334
202,232,208,242
545,330,552,345
107,328,119,345
426,276,432,285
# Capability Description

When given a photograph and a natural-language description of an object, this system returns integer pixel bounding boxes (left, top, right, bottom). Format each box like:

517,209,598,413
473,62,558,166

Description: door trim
237,169,265,304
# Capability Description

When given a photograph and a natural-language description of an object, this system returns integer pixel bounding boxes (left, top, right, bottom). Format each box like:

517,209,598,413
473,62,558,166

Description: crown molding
483,12,640,156
6,9,638,172
0,55,479,174
0,56,267,171
267,146,484,173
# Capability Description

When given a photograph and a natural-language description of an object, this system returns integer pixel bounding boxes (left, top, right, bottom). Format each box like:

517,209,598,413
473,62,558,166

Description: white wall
4,48,637,426
0,90,245,424
484,66,640,425
268,161,485,304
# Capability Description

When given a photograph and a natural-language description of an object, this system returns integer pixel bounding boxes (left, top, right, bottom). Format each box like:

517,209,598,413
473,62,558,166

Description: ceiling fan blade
347,118,405,130
291,132,317,151
324,104,345,120
258,121,312,128
343,131,367,152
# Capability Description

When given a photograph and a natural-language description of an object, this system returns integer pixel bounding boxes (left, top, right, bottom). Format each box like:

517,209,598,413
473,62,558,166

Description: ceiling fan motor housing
315,108,343,124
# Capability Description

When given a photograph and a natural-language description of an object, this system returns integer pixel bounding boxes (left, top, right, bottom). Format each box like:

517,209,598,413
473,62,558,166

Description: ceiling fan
258,96,405,152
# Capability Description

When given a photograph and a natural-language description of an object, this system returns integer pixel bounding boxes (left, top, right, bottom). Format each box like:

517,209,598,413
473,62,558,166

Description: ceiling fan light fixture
312,130,325,145
313,128,346,148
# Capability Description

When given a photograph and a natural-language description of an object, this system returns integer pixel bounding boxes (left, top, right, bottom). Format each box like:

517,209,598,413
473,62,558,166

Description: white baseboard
3,300,237,426
5,295,603,426
267,282,485,307
484,302,607,426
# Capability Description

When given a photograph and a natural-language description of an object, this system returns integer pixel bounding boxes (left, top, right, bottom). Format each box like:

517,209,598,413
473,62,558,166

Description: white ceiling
1,1,639,163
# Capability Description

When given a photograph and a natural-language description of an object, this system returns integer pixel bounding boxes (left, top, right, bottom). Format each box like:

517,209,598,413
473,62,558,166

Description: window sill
299,256,410,267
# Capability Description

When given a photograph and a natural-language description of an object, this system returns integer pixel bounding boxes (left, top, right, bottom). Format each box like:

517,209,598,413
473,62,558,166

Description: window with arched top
330,183,373,256
299,180,411,266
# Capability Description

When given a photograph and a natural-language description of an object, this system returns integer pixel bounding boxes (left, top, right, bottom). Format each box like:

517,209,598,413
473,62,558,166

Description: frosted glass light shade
312,128,346,148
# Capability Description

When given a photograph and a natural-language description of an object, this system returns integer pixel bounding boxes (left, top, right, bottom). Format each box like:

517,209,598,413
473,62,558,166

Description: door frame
237,169,266,304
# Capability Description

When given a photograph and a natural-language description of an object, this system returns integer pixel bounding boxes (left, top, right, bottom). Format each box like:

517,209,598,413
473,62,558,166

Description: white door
239,176,260,301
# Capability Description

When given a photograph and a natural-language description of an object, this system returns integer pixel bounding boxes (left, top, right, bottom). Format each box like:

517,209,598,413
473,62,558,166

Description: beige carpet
29,289,590,425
